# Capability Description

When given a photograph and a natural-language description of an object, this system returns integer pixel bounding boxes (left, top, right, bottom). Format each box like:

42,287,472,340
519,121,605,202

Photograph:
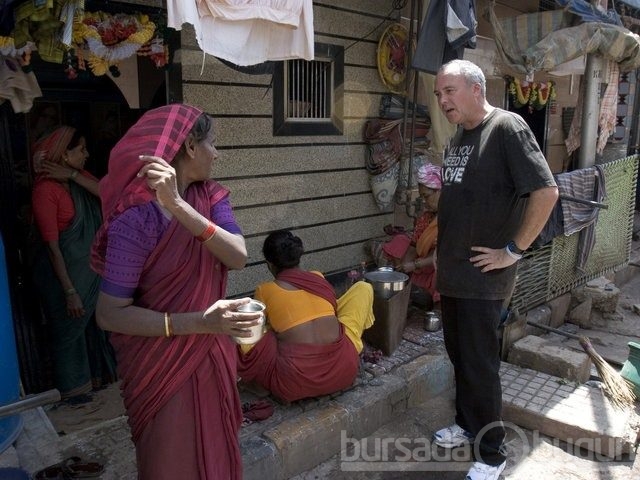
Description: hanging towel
556,165,606,271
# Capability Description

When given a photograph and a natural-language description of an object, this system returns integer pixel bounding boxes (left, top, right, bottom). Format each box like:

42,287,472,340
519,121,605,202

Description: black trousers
440,296,506,466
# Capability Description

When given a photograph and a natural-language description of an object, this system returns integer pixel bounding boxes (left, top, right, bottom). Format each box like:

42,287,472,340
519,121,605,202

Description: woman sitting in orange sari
237,230,375,403
382,162,441,309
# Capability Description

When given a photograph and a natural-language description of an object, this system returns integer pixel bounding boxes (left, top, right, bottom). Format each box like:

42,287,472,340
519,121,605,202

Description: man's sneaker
465,460,506,480
432,424,474,448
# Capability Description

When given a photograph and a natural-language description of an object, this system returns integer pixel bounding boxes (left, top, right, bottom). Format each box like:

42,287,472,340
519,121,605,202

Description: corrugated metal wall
176,1,400,297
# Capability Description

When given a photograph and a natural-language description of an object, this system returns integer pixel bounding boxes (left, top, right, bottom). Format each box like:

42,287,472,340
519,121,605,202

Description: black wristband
507,240,524,255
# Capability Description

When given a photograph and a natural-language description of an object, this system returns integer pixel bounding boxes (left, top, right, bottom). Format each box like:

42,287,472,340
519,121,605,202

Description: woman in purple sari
91,104,261,479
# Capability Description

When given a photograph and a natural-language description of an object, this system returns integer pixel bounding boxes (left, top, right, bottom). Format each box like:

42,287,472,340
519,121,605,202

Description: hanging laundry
412,0,477,75
565,61,619,156
554,0,622,26
167,0,314,66
556,165,607,271
12,0,78,64
0,55,42,113
196,0,304,26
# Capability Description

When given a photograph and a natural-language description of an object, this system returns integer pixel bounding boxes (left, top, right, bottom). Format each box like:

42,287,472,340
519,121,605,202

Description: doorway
0,54,168,394
505,77,551,154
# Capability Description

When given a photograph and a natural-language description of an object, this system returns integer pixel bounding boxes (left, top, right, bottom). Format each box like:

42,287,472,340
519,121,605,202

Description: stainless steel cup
233,300,266,344
424,311,441,332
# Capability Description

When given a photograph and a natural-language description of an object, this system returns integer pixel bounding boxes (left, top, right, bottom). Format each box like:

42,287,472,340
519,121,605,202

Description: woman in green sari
31,126,116,403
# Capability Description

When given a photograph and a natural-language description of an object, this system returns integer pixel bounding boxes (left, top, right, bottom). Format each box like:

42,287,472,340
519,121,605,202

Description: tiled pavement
500,363,636,459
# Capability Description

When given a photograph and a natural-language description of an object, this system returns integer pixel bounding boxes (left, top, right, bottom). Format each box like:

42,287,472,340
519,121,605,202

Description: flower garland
534,81,556,109
136,36,169,69
72,11,155,76
508,77,556,112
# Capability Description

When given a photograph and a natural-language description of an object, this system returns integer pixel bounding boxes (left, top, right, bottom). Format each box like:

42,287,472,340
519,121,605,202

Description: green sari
33,182,116,397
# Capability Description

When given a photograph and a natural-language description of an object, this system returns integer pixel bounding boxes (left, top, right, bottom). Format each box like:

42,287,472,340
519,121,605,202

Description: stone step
242,351,454,479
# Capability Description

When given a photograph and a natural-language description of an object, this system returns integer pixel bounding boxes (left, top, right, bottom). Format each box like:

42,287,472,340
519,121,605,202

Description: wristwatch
505,240,525,260
507,240,524,255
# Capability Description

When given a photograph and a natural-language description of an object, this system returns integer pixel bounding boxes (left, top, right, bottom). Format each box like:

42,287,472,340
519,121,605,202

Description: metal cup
424,311,441,332
232,300,266,344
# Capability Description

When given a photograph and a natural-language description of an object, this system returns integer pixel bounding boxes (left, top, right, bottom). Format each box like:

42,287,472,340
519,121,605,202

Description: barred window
273,43,344,136
287,59,332,119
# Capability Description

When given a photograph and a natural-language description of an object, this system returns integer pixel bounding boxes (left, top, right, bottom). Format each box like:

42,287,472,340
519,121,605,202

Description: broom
578,336,636,410
527,321,636,410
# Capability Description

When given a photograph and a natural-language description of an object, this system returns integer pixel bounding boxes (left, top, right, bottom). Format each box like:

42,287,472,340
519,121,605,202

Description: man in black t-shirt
432,60,558,480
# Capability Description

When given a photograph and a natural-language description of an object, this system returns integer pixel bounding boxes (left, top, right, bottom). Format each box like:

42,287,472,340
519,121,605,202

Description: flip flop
34,456,81,479
34,457,104,480
62,457,104,478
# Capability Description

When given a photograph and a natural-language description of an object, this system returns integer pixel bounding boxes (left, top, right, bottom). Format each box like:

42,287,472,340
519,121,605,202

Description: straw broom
578,336,636,410
527,321,636,409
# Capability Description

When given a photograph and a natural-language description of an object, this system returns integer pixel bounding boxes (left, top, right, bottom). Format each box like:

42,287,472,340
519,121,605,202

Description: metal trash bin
362,270,411,356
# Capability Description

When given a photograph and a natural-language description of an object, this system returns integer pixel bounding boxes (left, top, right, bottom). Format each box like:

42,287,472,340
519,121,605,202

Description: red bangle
196,221,217,242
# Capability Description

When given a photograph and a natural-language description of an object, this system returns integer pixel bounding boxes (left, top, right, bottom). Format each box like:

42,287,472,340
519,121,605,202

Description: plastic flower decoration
533,81,556,109
508,77,532,108
508,77,556,112
73,11,155,76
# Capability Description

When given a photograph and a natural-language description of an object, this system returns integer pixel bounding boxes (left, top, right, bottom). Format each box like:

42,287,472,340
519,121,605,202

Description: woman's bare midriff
276,315,341,345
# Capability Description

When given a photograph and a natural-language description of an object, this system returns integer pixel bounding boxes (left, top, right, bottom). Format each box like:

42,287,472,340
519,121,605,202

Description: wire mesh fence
510,155,639,312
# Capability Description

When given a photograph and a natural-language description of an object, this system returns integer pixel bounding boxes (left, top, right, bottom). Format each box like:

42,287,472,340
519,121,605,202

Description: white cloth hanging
167,0,314,66
0,56,42,113
196,0,304,27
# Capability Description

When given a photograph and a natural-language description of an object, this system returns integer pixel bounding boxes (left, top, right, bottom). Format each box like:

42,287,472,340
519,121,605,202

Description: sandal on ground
34,456,104,479
62,457,104,478
34,456,80,479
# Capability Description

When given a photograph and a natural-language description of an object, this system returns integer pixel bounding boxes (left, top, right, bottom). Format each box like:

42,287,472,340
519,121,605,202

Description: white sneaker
465,460,506,480
432,423,475,448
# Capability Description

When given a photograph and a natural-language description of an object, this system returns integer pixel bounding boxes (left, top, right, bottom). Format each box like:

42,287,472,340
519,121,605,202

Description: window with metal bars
286,59,331,119
273,42,344,136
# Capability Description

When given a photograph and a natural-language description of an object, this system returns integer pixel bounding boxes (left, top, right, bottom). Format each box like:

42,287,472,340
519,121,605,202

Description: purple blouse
100,198,242,298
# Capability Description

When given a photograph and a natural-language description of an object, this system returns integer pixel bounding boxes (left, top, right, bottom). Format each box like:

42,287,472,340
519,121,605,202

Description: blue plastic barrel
0,233,23,453
0,468,30,480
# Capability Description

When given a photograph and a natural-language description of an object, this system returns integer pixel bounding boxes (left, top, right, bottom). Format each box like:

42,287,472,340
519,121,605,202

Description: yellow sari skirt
337,281,375,353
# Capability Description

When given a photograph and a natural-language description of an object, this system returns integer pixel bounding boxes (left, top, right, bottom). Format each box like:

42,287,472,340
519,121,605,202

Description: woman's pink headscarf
416,162,442,189
31,126,76,176
91,104,203,274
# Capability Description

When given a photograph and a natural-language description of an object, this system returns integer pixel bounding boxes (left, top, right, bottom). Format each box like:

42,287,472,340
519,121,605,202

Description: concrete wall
175,1,396,296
